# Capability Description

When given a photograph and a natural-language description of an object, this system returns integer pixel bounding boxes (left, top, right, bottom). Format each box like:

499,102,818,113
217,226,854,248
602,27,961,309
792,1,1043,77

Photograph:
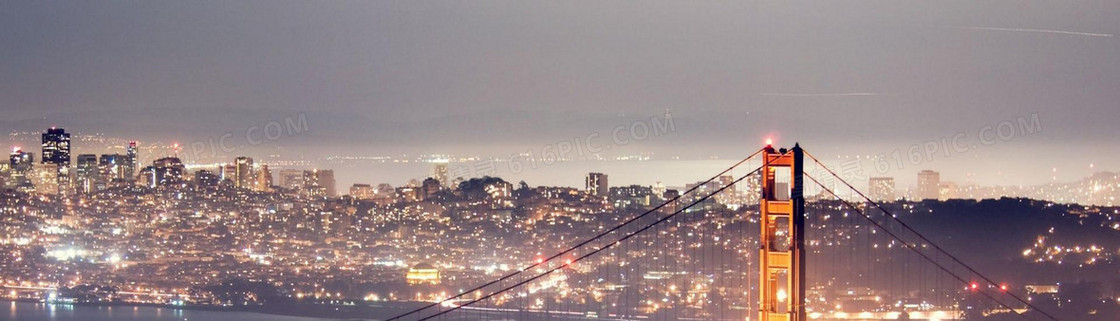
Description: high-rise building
99,154,126,186
254,164,272,192
28,165,59,195
316,169,336,197
717,175,737,204
8,148,34,191
124,141,138,181
76,154,99,194
431,161,449,187
917,170,940,200
9,148,33,172
301,169,336,197
41,128,71,194
221,164,237,183
586,172,608,197
278,169,305,190
41,128,70,167
142,157,185,188
234,156,254,189
868,177,896,202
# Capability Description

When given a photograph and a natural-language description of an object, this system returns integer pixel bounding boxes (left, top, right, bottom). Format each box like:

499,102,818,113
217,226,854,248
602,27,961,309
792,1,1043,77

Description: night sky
1,1,1117,186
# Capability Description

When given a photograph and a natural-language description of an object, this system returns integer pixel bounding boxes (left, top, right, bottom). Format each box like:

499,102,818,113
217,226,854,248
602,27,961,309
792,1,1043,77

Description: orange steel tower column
758,143,805,321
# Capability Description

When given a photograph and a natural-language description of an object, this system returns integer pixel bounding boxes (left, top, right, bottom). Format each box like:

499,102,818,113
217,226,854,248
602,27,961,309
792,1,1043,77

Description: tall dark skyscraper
124,141,138,181
76,154,99,194
41,127,71,166
41,127,72,194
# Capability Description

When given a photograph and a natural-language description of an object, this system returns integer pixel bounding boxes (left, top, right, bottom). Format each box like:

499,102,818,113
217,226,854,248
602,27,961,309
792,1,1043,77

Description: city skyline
0,1,1118,189
1,2,1117,321
8,125,1119,208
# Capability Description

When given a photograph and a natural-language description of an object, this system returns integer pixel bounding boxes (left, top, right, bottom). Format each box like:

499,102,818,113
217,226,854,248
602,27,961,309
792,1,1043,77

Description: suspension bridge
382,143,1060,321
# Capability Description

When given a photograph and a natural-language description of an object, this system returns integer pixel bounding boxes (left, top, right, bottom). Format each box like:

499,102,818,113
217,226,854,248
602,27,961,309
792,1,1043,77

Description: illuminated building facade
868,177,896,202
586,172,608,197
406,263,440,285
350,183,374,199
235,156,254,189
917,170,940,200
41,127,71,194
431,161,449,187
76,154,98,194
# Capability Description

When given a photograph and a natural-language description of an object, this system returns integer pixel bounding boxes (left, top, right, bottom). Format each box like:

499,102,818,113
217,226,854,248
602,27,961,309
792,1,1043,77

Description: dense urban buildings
4,2,1118,320
0,127,1115,321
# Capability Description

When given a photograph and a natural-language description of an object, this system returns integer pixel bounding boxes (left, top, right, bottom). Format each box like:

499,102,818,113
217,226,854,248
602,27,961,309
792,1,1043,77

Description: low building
406,263,440,285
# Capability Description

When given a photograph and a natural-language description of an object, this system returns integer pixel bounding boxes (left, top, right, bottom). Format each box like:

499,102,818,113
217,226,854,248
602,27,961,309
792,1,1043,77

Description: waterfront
0,301,339,321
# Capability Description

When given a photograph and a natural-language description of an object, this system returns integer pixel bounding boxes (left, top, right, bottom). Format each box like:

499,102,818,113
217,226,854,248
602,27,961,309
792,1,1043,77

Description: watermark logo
186,113,310,161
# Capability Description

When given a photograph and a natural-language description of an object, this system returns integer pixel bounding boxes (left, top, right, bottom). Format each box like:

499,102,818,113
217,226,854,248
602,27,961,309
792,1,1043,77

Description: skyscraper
300,169,335,197
41,127,71,194
254,164,272,192
124,141,138,181
41,128,70,166
99,154,125,182
221,164,237,183
586,172,608,197
278,169,305,190
431,161,449,187
76,154,99,194
316,169,336,197
717,175,737,204
8,148,34,191
9,148,33,172
917,170,940,200
235,156,254,189
142,157,185,188
868,177,896,202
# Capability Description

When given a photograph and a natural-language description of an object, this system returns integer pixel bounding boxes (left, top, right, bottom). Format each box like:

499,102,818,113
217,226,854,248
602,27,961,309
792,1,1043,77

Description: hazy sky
1,1,1118,186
